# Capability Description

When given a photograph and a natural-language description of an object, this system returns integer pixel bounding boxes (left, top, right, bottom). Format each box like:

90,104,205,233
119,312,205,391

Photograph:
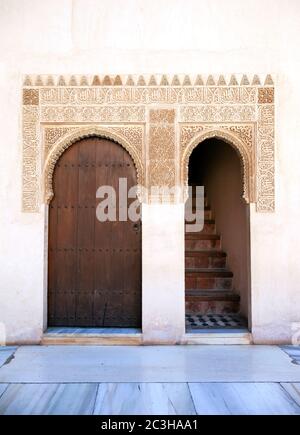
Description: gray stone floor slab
0,382,299,415
281,383,300,407
94,383,196,415
0,345,300,383
0,384,8,399
281,346,300,364
0,383,98,415
188,382,300,415
0,347,17,367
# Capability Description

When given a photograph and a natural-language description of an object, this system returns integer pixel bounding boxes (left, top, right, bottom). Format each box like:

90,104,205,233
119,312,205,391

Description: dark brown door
48,137,141,327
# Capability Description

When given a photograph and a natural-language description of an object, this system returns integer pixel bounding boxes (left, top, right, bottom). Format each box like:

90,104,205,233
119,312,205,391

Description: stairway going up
185,190,240,315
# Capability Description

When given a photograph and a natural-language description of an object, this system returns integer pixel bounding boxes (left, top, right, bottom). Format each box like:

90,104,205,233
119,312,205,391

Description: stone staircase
185,193,240,315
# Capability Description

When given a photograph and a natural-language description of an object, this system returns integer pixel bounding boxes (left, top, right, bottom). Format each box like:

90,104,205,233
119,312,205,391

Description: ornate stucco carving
148,109,176,202
43,125,144,204
180,105,256,123
258,87,274,104
41,106,145,123
44,127,74,154
22,74,275,212
256,101,275,211
22,105,40,212
23,89,39,105
24,73,274,88
37,86,257,105
180,126,255,204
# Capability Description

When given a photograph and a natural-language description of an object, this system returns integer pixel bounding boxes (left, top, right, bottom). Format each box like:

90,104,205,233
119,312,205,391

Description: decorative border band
22,74,275,212
23,74,274,88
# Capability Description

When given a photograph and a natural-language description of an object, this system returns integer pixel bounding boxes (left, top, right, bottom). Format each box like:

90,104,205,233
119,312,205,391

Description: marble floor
281,345,300,365
0,347,17,367
1,345,300,383
0,382,299,415
0,345,300,414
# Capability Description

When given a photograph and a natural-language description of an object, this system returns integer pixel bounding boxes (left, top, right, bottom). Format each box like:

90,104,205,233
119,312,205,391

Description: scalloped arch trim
181,129,256,203
43,126,144,204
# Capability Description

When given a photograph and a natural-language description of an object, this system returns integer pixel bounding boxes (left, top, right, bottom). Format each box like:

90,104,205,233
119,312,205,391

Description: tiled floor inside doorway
185,313,247,330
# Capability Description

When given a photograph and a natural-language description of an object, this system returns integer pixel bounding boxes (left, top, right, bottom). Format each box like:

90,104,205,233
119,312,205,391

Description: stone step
185,268,233,276
185,188,239,316
204,209,212,219
185,234,221,250
185,208,213,223
185,209,212,220
185,220,216,234
185,218,215,224
185,268,233,290
185,290,240,314
185,250,226,268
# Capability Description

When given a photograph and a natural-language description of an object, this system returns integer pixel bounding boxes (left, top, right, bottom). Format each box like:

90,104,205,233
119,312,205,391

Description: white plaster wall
142,204,185,344
0,0,300,343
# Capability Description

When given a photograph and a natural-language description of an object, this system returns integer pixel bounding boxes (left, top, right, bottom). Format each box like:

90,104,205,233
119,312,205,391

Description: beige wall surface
0,0,300,344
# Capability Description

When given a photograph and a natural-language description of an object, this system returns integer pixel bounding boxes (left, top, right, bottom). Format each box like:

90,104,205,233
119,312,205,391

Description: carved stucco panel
44,127,74,155
181,87,257,104
148,159,176,188
41,106,145,123
23,89,39,105
39,87,184,105
43,125,145,204
180,124,256,204
22,106,40,212
148,109,176,201
256,126,275,211
21,74,275,212
39,86,258,106
180,105,256,123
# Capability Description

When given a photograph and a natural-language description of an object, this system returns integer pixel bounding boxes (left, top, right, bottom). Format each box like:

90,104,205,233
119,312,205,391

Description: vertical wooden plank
122,150,142,327
48,144,78,326
75,138,96,325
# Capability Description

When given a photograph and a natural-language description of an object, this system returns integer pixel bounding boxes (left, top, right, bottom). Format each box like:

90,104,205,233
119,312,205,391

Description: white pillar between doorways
142,203,185,344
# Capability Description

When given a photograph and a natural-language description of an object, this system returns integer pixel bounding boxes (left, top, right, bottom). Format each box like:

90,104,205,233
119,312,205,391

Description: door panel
48,137,141,327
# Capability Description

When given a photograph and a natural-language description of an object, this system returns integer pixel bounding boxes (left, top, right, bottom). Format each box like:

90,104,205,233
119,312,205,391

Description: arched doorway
48,136,142,328
185,138,250,330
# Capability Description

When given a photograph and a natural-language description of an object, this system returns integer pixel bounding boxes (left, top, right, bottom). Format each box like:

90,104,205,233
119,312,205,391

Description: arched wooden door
48,137,141,327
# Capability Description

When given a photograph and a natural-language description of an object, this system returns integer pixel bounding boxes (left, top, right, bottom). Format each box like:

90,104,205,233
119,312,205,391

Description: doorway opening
185,138,250,332
47,136,142,331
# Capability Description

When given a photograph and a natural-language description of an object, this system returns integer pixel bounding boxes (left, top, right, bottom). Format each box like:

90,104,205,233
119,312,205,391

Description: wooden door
48,137,141,327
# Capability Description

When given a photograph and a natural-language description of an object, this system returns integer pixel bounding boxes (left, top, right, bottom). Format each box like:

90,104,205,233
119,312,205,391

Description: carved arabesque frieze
44,127,74,155
180,105,256,123
22,74,275,212
148,109,176,202
41,106,145,123
22,106,40,212
256,103,275,211
38,86,258,106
